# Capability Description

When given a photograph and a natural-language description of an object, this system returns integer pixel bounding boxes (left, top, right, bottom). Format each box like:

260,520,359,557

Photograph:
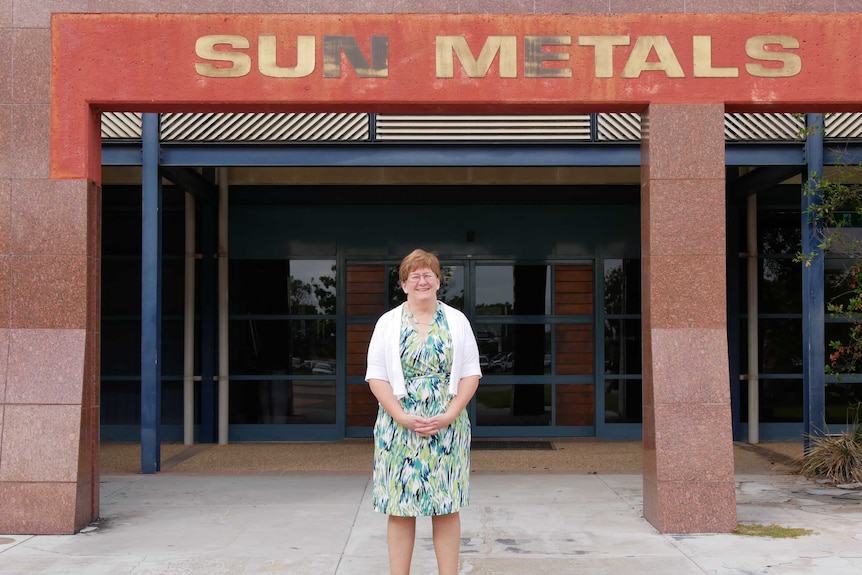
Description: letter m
436,36,517,78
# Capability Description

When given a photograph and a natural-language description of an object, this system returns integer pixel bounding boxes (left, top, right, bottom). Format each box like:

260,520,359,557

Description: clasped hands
400,413,453,437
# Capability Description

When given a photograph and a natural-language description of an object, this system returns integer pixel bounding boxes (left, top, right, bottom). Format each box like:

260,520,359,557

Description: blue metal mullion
141,113,162,474
369,113,377,142
802,113,826,450
200,200,218,443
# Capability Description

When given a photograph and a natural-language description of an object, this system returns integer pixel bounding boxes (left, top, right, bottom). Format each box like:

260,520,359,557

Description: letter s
195,35,252,78
745,35,801,78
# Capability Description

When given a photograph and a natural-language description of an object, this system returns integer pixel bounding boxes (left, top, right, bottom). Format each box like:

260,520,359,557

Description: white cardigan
365,301,482,398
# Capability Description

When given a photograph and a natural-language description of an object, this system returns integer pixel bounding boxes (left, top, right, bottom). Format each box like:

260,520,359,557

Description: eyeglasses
406,273,436,284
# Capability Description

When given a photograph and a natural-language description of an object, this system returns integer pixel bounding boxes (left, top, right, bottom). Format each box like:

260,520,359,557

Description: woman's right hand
397,414,430,433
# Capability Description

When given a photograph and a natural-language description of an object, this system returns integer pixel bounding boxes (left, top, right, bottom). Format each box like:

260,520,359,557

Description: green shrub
796,406,862,484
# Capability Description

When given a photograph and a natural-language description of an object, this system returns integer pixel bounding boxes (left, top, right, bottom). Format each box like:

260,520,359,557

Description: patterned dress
372,305,471,516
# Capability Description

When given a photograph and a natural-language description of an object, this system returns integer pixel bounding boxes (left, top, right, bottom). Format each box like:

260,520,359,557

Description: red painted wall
51,13,862,179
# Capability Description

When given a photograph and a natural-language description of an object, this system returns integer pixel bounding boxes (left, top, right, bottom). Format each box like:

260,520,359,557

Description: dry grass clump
732,524,814,538
796,409,862,484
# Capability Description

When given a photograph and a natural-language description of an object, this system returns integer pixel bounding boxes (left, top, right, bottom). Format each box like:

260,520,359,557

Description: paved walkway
1,469,861,574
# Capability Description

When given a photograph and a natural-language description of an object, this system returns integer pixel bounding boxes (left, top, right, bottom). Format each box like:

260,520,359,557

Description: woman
365,249,482,575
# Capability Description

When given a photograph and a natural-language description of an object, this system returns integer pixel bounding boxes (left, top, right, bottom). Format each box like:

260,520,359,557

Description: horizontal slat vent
100,112,862,143
374,114,592,141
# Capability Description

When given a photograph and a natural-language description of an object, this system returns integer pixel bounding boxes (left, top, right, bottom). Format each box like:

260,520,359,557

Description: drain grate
471,440,554,451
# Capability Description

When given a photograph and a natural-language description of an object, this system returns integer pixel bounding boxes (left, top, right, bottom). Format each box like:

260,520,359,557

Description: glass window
760,318,802,374
474,323,551,376
475,384,550,426
476,265,551,316
604,379,642,423
604,319,641,375
229,380,336,424
759,257,801,314
759,209,801,257
230,319,335,376
740,379,803,423
229,259,336,315
604,259,641,315
825,383,862,425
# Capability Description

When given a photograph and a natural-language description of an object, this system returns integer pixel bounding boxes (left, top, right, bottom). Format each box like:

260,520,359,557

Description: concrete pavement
1,470,861,574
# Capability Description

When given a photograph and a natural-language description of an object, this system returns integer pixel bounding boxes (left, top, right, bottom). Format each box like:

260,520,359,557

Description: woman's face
401,267,439,301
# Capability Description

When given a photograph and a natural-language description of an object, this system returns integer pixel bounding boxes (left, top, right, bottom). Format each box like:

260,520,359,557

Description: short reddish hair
399,249,441,284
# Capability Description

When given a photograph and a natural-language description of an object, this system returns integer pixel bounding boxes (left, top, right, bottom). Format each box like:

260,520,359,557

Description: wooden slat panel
347,385,379,427
556,384,594,426
347,325,374,376
555,323,593,374
347,264,386,317
555,265,593,315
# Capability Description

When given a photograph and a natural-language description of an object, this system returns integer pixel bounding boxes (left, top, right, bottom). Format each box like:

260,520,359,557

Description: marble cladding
0,107,11,177
12,29,49,105
640,103,736,533
10,179,88,255
5,329,86,404
0,404,82,483
10,105,49,180
0,482,79,534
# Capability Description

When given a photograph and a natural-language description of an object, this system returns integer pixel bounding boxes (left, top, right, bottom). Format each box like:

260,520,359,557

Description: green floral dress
372,305,471,516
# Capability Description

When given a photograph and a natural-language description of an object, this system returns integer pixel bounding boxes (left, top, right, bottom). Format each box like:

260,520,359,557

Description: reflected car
311,362,335,375
479,355,490,370
489,352,513,373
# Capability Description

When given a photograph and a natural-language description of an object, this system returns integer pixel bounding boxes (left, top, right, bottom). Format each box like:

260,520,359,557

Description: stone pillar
0,11,100,534
640,104,737,534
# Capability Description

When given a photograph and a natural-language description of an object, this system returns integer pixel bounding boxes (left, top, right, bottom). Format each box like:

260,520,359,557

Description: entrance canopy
52,13,862,180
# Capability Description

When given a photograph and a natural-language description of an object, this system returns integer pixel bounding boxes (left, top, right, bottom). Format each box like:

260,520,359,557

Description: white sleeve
365,317,389,383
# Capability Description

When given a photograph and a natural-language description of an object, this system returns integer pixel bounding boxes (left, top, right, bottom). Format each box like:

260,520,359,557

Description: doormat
471,440,554,451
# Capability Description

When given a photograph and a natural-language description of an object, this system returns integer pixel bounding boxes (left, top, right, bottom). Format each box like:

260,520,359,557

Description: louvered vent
597,113,641,141
102,112,862,143
159,113,369,142
101,112,143,139
725,113,803,141
825,113,862,139
374,115,592,141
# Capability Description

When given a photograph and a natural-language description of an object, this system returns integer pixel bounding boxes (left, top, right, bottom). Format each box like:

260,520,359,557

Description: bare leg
387,515,416,575
431,512,461,575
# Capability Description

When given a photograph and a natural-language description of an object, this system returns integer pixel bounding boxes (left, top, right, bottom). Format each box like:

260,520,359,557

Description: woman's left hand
414,413,454,437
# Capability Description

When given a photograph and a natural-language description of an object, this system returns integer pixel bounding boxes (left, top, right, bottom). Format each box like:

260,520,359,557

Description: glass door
345,258,598,438
471,262,596,437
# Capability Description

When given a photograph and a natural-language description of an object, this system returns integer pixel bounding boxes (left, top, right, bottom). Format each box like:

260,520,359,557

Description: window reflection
229,380,336,424
740,379,802,423
604,379,642,423
760,319,801,374
474,323,551,376
230,319,336,376
604,319,641,374
475,384,551,426
604,259,640,315
476,265,551,315
230,259,336,315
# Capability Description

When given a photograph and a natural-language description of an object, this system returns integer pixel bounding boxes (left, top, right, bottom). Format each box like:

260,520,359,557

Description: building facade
2,0,862,535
